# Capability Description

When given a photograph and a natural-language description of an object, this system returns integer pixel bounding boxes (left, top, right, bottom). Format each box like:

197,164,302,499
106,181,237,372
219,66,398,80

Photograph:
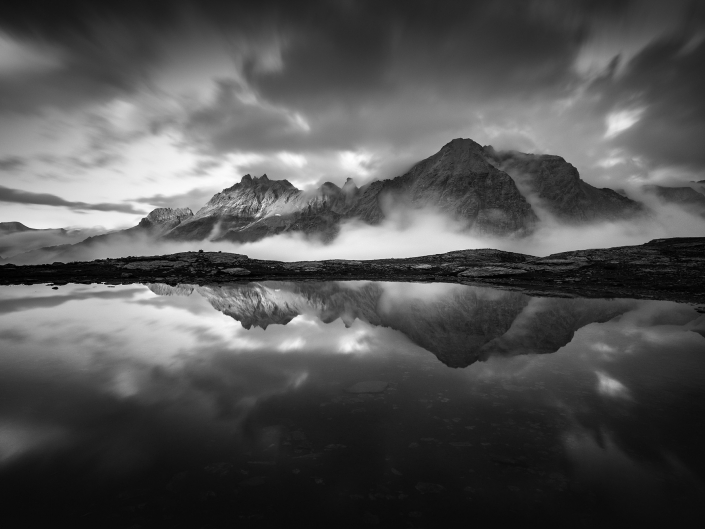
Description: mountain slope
643,185,705,218
484,147,645,222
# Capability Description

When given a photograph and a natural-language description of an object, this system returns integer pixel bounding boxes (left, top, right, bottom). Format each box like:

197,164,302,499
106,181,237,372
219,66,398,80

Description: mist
4,197,705,266
0,227,107,260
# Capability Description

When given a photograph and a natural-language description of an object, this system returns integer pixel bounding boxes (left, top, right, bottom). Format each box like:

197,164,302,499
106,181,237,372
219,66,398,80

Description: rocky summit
138,207,194,235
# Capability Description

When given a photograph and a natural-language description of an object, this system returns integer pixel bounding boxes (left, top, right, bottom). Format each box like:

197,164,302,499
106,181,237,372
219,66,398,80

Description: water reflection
0,282,703,527
149,281,640,367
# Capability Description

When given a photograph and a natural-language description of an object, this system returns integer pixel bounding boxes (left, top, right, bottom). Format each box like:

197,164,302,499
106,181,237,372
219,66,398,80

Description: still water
1,281,704,528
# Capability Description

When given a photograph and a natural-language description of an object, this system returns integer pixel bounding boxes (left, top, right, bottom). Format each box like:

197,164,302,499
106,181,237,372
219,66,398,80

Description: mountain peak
0,221,34,233
441,137,484,153
145,207,194,224
342,177,358,194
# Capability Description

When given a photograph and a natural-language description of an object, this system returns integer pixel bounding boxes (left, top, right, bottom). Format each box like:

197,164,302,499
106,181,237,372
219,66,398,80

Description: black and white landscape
1,1,704,528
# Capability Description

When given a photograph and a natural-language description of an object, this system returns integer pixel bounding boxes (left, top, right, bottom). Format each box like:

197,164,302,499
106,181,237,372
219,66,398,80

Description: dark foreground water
1,281,704,528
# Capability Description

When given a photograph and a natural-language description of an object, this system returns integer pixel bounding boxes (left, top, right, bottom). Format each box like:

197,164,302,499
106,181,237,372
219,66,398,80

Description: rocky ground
1,237,704,307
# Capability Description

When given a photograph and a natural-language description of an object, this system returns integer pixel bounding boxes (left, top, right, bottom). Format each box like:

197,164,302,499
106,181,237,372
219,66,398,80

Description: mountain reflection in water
0,281,704,528
149,281,638,367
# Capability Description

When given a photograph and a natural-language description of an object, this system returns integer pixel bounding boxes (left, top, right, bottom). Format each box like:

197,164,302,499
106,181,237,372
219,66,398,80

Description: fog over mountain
1,1,704,262
4,136,705,265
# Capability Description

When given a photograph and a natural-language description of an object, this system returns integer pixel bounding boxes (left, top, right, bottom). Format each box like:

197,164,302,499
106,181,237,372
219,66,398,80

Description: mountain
0,222,56,234
643,185,705,218
1,207,193,264
135,207,194,235
162,138,646,243
0,222,72,259
165,139,539,242
5,138,652,262
147,281,635,368
483,147,645,222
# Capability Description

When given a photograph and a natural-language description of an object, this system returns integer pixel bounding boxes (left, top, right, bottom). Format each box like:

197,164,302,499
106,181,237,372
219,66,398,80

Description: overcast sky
1,0,703,229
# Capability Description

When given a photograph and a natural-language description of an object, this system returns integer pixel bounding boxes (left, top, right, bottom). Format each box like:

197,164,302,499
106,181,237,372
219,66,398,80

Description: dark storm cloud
0,0,180,112
0,156,25,171
249,1,582,108
597,34,705,169
2,0,703,177
0,185,146,214
0,1,587,130
185,0,593,154
185,79,306,153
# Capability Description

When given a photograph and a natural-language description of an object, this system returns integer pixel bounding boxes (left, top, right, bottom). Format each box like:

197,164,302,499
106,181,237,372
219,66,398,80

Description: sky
0,0,704,230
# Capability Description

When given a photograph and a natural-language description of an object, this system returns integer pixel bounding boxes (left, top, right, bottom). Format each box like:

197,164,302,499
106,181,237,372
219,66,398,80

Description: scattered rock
459,266,527,277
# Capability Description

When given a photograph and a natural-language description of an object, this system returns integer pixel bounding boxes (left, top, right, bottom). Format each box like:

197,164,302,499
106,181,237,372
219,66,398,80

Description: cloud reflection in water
0,281,703,526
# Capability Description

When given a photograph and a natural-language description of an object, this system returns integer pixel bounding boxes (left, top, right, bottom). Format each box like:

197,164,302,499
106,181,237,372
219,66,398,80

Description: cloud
0,0,703,220
604,108,644,139
133,187,220,211
184,78,311,153
0,226,106,259
595,370,632,399
0,185,146,214
594,33,705,169
0,156,24,171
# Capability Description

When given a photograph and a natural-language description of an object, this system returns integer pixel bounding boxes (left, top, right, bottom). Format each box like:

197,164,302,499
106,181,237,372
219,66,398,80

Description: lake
1,281,704,528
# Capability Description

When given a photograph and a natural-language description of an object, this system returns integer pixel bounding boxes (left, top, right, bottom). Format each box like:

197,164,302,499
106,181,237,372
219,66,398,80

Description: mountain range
159,138,649,243
2,137,703,263
0,222,97,260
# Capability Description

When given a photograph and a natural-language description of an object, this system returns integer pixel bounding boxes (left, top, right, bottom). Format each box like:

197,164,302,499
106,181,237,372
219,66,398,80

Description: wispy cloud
0,156,25,172
0,185,145,214
132,187,220,211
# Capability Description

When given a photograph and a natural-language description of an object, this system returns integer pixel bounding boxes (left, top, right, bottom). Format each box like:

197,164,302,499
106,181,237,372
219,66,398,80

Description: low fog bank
4,199,705,265
0,227,107,260
237,202,705,261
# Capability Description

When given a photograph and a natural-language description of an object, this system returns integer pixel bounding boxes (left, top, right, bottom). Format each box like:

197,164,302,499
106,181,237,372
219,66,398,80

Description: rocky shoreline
1,237,704,307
